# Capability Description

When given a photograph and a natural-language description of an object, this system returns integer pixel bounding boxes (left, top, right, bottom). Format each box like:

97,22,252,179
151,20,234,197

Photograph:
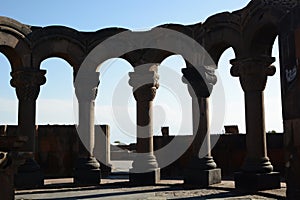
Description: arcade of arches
1,0,300,199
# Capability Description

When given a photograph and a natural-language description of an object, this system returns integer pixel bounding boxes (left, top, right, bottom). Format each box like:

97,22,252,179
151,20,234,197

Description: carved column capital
128,64,159,102
10,69,46,101
182,64,217,98
74,72,100,102
230,56,276,92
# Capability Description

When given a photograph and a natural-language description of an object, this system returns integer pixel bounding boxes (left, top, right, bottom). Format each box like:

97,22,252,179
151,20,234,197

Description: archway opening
158,55,192,136
96,58,135,145
37,58,74,124
95,58,134,173
36,57,75,177
0,52,18,129
217,47,245,134
264,36,283,134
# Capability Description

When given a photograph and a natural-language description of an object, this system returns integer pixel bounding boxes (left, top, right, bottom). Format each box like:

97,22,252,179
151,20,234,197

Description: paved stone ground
15,177,286,200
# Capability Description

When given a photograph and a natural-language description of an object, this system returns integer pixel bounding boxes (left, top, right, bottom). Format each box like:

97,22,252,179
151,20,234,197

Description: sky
0,0,283,144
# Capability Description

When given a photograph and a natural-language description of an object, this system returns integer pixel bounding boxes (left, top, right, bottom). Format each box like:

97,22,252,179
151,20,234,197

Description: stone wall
37,125,79,178
154,134,284,178
0,125,285,178
0,125,109,178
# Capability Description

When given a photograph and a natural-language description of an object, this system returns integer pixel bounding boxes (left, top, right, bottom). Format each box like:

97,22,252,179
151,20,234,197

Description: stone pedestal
10,69,46,189
129,168,160,186
234,172,280,191
128,65,160,185
231,56,280,191
184,155,221,187
100,163,112,178
184,154,222,186
185,168,221,187
74,157,101,185
129,153,160,185
14,157,43,189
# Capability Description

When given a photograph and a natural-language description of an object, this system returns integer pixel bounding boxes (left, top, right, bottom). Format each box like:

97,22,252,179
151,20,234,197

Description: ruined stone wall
154,134,284,178
0,125,285,178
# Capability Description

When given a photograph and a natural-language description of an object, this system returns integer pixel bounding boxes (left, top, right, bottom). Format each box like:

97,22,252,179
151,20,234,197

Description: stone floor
15,177,286,200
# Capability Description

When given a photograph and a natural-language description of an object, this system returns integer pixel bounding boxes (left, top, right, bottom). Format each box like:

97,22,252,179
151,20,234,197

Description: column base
234,172,281,191
129,168,160,185
74,157,101,185
100,163,112,178
184,168,221,187
14,158,44,189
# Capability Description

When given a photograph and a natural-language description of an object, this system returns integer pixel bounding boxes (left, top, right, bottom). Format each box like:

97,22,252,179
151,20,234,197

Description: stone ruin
1,0,300,199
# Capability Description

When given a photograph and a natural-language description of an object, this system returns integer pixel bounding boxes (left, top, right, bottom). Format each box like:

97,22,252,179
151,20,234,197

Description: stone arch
87,27,128,53
241,0,296,57
30,26,86,74
82,28,172,73
201,12,241,65
71,27,131,76
0,16,32,71
121,49,173,67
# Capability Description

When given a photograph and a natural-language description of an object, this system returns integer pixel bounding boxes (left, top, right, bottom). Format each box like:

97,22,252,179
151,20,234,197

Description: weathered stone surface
129,168,160,186
0,0,299,197
14,158,44,189
230,56,281,190
234,172,281,191
74,157,101,185
0,136,28,198
184,168,221,187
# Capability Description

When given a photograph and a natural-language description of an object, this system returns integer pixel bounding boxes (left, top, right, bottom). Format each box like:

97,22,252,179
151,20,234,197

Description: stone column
128,64,160,185
230,56,280,190
10,69,46,189
182,65,221,187
74,72,101,185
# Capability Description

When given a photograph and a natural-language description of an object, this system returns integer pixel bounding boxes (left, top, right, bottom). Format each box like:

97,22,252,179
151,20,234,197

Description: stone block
100,163,112,178
14,170,44,189
129,168,160,185
184,168,221,187
14,158,44,189
234,172,281,191
74,168,101,185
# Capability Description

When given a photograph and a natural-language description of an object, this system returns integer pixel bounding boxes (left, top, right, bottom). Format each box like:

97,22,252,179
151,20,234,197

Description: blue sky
0,1,283,144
